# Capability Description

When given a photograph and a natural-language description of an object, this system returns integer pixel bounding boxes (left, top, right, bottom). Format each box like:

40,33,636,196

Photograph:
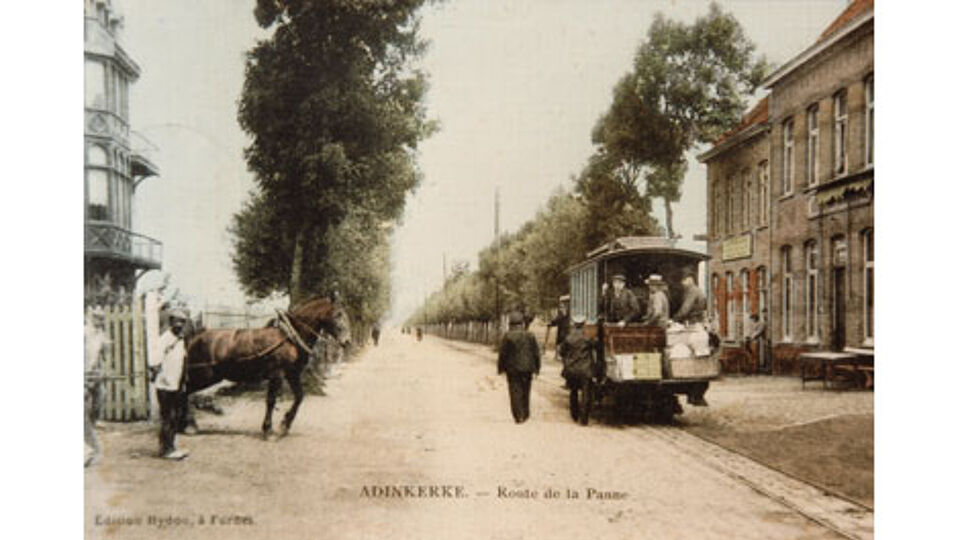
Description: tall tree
592,2,767,238
235,0,434,306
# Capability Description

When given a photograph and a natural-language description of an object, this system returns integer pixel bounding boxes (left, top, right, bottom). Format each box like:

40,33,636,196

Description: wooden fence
88,298,150,421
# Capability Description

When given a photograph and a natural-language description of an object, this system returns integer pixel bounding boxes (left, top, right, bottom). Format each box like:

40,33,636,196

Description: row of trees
407,3,767,326
230,0,435,331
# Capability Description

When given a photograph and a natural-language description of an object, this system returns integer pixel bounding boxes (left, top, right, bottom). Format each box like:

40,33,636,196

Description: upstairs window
758,161,769,225
806,105,820,186
782,118,794,195
742,169,751,229
85,60,106,109
726,174,735,235
833,90,848,175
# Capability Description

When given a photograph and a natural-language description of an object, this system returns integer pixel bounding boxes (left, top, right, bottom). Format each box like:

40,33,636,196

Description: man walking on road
149,308,190,460
497,311,541,424
559,315,595,425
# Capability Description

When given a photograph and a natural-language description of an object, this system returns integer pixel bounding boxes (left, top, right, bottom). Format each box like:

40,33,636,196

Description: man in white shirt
149,308,190,460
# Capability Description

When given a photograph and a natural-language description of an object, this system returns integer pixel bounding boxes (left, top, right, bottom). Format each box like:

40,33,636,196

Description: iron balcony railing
85,220,162,270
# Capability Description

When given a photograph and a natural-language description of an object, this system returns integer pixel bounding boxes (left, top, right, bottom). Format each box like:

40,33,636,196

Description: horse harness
187,310,318,370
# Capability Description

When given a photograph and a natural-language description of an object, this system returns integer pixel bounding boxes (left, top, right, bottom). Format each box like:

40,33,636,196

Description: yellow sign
722,234,752,261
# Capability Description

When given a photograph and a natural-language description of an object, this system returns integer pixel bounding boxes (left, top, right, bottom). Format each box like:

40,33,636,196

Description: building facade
700,0,873,373
84,0,162,303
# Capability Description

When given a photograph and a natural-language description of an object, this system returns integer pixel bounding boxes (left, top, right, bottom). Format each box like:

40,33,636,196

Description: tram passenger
640,274,671,327
674,271,707,324
601,274,640,327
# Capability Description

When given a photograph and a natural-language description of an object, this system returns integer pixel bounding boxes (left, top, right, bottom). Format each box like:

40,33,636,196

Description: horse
183,296,351,439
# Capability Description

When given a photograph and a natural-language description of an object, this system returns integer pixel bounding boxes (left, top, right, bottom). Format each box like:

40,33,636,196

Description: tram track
636,424,874,540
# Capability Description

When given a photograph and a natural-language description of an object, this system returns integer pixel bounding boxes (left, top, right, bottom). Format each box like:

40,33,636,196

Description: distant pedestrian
745,312,768,370
547,295,571,361
149,308,190,460
497,311,541,424
371,323,381,346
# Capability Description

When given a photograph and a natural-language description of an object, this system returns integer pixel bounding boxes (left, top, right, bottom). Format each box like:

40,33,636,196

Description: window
85,60,106,108
757,267,768,320
713,181,723,236
726,174,735,235
726,272,735,340
804,241,819,340
742,169,752,229
711,274,720,322
740,269,750,338
863,229,874,343
806,105,819,186
865,76,874,166
758,161,769,225
782,118,794,195
833,90,848,175
87,145,110,221
781,246,793,340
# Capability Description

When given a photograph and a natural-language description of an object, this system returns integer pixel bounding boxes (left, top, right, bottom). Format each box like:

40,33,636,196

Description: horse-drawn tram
566,236,720,423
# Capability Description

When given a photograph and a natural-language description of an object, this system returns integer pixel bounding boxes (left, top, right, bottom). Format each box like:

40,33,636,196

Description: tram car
566,236,720,423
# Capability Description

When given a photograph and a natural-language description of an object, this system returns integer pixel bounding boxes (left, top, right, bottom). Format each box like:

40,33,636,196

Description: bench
843,347,875,390
799,351,859,390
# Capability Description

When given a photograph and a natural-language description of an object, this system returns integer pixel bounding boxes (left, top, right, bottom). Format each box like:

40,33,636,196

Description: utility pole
494,186,501,335
442,252,447,284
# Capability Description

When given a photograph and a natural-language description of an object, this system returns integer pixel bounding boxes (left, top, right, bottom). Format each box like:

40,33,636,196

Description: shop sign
722,234,752,261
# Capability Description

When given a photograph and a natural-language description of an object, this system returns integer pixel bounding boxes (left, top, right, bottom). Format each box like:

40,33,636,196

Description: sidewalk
678,376,874,507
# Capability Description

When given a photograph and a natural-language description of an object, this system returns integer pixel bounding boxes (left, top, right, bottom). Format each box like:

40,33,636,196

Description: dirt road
86,332,871,540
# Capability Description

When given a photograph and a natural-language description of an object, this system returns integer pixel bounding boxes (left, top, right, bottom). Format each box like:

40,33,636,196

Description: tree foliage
232,0,434,323
592,2,768,237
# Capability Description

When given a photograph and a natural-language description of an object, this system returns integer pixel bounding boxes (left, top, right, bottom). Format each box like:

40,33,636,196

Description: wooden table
799,351,862,390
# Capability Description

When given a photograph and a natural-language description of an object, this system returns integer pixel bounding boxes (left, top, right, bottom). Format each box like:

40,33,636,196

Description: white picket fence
87,297,150,421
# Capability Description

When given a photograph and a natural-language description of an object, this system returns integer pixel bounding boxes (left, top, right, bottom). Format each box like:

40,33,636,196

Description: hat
644,274,667,287
572,315,586,325
611,273,626,282
682,269,697,280
507,311,525,326
167,308,188,321
558,294,570,303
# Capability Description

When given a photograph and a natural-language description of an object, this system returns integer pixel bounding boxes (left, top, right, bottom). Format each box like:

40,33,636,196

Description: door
832,268,846,351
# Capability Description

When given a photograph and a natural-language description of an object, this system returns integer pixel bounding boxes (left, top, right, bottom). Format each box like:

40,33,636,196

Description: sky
117,0,849,321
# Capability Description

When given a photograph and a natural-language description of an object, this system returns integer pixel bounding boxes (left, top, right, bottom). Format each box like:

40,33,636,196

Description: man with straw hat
640,274,671,327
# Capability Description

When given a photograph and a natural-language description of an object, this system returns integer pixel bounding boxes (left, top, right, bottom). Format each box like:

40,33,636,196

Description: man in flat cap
602,274,640,327
674,270,707,324
640,274,671,327
559,315,596,425
497,311,541,423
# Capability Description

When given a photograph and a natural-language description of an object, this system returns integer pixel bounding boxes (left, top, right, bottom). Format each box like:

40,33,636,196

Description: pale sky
118,0,849,320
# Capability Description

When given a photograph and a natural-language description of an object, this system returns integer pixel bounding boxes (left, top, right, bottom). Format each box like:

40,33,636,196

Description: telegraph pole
494,186,501,335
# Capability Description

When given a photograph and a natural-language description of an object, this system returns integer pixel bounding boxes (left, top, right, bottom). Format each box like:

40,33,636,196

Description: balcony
85,221,162,270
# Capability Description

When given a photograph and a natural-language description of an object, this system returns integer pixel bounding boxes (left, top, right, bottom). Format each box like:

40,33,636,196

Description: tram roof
566,236,709,274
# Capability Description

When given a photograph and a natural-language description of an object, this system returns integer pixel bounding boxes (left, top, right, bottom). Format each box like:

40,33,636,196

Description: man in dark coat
602,274,640,326
559,315,595,425
497,311,541,424
547,295,571,360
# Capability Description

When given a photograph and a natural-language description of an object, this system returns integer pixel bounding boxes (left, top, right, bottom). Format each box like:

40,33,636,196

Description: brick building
699,0,873,373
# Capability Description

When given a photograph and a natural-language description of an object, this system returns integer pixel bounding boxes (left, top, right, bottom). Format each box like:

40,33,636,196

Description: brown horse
184,297,351,439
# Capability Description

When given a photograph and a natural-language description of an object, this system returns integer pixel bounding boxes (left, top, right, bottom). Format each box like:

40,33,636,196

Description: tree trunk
289,227,308,308
663,198,675,239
